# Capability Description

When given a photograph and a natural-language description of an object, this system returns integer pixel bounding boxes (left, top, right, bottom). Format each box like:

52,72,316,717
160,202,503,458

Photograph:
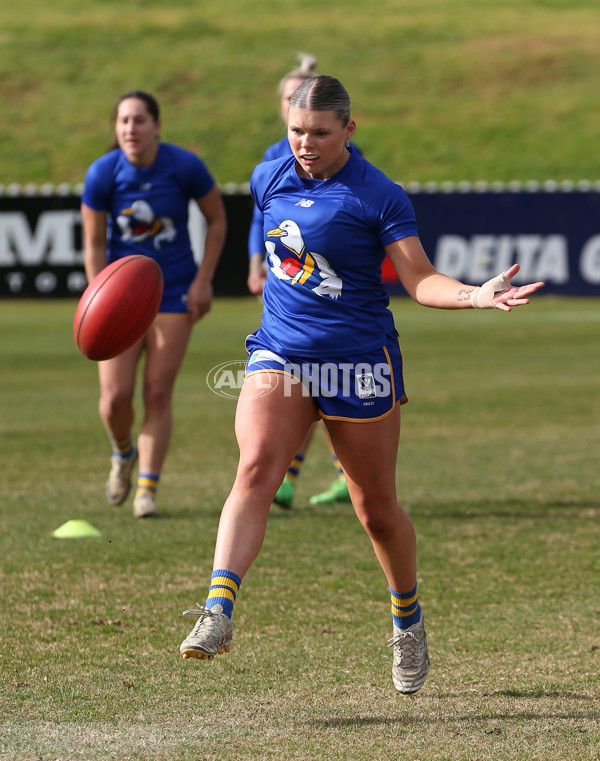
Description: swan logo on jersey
265,219,342,300
116,199,176,250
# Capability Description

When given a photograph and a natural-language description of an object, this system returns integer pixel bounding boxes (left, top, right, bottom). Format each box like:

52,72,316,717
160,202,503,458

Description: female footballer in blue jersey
180,76,544,693
81,91,226,518
248,53,360,510
247,53,318,295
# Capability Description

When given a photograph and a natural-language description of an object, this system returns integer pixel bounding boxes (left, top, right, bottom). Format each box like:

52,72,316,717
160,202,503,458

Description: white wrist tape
470,270,513,309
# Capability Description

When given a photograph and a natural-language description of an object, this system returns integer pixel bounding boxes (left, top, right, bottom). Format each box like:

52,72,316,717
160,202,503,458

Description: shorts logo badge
357,373,376,399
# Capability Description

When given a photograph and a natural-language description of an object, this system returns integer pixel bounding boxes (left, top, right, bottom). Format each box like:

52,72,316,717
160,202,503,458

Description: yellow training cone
52,520,102,539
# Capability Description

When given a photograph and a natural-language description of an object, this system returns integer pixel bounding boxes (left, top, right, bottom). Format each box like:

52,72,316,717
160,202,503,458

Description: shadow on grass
315,705,599,729
490,688,595,700
158,506,225,521
161,501,339,521
409,498,599,520
310,687,599,729
152,497,598,523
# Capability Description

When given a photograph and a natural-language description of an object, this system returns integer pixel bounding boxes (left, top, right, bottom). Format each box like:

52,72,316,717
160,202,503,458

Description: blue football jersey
262,136,293,163
250,149,418,355
248,138,362,258
82,143,215,311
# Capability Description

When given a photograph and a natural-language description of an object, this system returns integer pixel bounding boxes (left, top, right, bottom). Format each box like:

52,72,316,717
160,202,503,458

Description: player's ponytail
278,52,318,93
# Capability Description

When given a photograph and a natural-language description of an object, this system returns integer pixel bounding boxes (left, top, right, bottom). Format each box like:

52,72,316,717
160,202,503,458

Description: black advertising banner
0,193,254,298
0,194,87,298
0,189,598,298
383,189,600,296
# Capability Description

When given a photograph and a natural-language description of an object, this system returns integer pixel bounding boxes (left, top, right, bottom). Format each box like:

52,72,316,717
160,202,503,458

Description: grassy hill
2,0,599,186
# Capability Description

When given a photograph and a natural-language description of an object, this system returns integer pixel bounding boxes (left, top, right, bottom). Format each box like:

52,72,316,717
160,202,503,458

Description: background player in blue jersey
180,76,543,693
81,91,226,518
248,54,354,510
247,52,318,294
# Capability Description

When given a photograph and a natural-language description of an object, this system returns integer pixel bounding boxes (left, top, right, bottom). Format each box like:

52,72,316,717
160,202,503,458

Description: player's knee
235,455,284,495
143,383,171,413
100,389,133,416
362,511,395,540
354,497,399,539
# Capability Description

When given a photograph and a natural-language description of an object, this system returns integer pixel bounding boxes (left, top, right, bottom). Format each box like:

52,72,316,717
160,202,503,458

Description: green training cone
52,519,102,539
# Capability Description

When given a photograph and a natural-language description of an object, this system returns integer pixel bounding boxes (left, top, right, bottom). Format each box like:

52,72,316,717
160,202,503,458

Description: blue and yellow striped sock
390,583,421,629
206,569,242,620
286,453,304,482
331,453,344,477
110,435,134,459
136,472,159,498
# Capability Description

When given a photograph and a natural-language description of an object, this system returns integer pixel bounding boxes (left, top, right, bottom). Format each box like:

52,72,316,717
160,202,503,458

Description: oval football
73,256,164,361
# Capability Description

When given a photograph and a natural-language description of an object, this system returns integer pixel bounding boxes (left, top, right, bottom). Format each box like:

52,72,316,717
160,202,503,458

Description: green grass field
0,296,598,760
2,0,600,185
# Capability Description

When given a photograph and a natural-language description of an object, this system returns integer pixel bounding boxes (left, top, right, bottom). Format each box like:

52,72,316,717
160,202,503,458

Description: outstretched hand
473,264,545,311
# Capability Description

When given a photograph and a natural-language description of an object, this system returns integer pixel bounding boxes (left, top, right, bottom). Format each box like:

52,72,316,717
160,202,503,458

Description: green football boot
309,476,351,506
273,475,295,509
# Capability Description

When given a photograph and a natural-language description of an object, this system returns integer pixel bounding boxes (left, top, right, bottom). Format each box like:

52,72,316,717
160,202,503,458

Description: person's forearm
195,220,226,285
84,241,108,283
412,271,477,309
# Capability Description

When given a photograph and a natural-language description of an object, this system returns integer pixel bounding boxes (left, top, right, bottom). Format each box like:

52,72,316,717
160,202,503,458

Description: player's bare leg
133,316,193,516
273,421,317,508
214,372,317,575
324,404,429,693
98,341,143,505
180,372,317,659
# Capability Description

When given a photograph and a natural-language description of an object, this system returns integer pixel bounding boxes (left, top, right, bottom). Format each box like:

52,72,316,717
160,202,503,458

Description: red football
73,255,163,361
281,257,302,277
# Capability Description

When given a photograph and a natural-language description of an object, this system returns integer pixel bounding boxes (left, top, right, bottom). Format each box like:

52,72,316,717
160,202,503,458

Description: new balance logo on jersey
294,199,314,207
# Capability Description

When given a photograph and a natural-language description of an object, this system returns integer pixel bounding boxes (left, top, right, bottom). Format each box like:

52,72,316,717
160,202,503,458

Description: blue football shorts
245,330,407,422
158,289,190,314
